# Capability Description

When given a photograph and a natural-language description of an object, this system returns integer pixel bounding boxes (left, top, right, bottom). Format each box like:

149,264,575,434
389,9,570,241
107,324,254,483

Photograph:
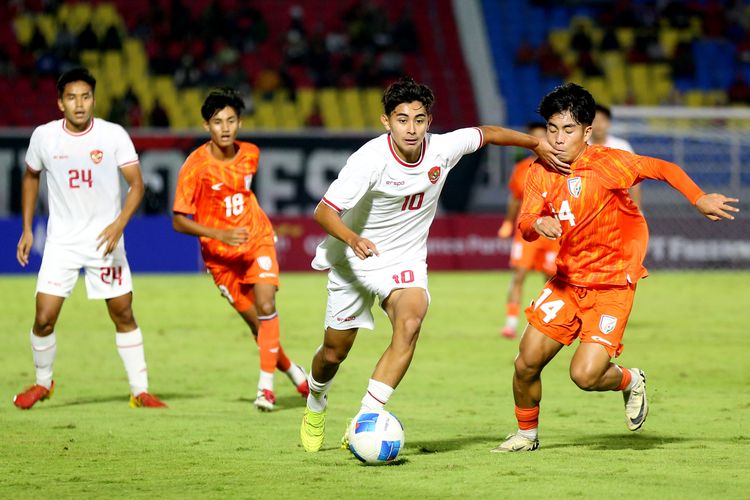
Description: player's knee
569,365,600,391
33,316,56,336
255,300,276,318
322,344,349,365
514,352,543,380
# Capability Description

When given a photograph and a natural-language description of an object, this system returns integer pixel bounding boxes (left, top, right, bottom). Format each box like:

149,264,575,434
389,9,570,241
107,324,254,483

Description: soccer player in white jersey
300,77,570,452
591,104,641,207
13,67,166,409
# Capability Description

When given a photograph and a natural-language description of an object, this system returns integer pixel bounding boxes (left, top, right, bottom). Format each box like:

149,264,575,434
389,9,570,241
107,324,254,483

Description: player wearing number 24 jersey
173,88,308,412
300,77,572,453
493,83,739,453
14,67,166,410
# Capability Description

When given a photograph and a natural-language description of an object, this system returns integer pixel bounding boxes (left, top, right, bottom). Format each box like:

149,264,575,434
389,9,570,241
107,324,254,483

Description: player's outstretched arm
479,125,570,175
314,201,378,260
172,213,249,246
695,193,740,221
17,167,41,266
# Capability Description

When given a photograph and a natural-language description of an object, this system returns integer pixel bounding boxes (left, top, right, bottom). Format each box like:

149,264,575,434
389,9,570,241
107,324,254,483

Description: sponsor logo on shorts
257,256,273,270
90,149,103,164
599,314,617,334
567,176,582,198
591,335,614,346
258,272,277,278
336,315,357,322
428,166,441,184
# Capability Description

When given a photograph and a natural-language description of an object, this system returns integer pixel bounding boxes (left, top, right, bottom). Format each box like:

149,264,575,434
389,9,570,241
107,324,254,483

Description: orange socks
276,345,291,372
515,405,539,430
257,313,280,373
616,365,632,391
506,303,520,317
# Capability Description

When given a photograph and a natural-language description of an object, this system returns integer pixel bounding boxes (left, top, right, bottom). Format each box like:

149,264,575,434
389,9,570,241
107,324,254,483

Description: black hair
57,67,96,97
381,76,435,115
537,83,596,126
201,87,245,121
595,103,612,119
527,121,547,131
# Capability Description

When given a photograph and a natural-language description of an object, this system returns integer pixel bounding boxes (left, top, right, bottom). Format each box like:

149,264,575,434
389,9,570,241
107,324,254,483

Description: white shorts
324,260,429,331
36,241,133,299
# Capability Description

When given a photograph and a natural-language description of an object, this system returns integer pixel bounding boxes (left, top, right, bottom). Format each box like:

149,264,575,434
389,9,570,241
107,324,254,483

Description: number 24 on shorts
533,288,564,323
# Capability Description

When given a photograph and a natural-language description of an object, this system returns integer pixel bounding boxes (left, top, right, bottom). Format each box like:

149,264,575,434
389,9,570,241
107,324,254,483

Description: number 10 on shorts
533,288,564,323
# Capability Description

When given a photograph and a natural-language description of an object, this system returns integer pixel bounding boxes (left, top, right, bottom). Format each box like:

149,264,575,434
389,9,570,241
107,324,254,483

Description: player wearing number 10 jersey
14,67,166,410
173,88,308,412
300,76,571,452
493,83,739,453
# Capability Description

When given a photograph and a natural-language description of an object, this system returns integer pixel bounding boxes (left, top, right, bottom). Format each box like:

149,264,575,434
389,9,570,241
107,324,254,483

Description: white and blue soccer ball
347,409,405,465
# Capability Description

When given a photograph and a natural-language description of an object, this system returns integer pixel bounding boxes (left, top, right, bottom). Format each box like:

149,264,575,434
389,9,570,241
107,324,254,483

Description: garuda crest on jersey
567,176,582,198
90,149,103,164
599,314,617,334
428,166,441,184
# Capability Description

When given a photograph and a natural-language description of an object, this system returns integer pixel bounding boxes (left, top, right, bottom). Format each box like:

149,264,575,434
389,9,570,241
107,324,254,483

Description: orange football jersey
508,155,535,200
173,141,274,263
518,145,704,286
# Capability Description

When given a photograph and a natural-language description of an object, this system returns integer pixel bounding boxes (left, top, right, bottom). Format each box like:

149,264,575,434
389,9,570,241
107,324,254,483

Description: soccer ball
347,409,405,465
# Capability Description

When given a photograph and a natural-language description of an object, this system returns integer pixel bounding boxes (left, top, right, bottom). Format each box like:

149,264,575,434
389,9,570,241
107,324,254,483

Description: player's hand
97,221,125,256
218,227,250,246
498,220,514,239
16,231,33,267
695,193,740,221
534,140,570,175
350,237,379,260
533,216,562,239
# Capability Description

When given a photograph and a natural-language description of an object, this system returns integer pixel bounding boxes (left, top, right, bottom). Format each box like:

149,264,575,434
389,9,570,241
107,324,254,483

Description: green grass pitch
1,271,748,498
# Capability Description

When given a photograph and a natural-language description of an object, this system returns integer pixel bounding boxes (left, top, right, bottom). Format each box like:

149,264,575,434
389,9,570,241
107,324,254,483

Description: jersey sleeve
173,158,198,215
436,127,484,170
321,149,377,212
517,163,551,241
113,124,139,168
24,127,44,172
635,156,705,204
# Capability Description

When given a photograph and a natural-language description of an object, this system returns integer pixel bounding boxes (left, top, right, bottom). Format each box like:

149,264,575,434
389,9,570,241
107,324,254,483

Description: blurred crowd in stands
2,0,749,129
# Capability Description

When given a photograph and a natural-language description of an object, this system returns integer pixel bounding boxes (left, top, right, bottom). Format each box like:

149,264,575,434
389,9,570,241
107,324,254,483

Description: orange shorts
204,243,280,312
525,277,636,357
510,232,558,275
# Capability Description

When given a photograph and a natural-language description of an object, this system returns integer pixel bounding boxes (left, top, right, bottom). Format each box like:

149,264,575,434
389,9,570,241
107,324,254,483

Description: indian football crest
257,256,272,271
567,176,582,198
244,174,253,190
90,149,103,164
599,314,618,334
428,166,441,184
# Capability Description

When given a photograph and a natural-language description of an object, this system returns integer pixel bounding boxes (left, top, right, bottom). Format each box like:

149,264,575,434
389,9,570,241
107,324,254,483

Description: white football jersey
25,118,139,248
604,135,634,153
312,128,483,272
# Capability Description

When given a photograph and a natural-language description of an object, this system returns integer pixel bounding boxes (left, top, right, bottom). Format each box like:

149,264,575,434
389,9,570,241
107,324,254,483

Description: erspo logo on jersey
428,166,441,184
90,150,103,165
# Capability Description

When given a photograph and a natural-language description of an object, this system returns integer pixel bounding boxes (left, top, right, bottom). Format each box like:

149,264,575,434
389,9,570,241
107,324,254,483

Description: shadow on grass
409,434,501,453
544,433,692,451
47,392,196,408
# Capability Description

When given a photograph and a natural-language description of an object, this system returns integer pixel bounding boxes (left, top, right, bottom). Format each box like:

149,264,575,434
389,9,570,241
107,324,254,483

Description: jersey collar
388,134,426,168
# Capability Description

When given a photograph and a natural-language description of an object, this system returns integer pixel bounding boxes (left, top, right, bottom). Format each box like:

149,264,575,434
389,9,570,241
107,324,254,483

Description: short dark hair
381,77,435,116
537,83,596,126
201,87,245,121
595,103,612,119
57,67,96,97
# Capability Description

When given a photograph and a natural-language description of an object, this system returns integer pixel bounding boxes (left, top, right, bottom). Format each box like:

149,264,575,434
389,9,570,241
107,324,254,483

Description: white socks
31,330,56,389
360,378,394,411
518,428,538,440
626,368,641,391
306,373,332,412
258,370,274,392
284,364,307,386
115,328,148,396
